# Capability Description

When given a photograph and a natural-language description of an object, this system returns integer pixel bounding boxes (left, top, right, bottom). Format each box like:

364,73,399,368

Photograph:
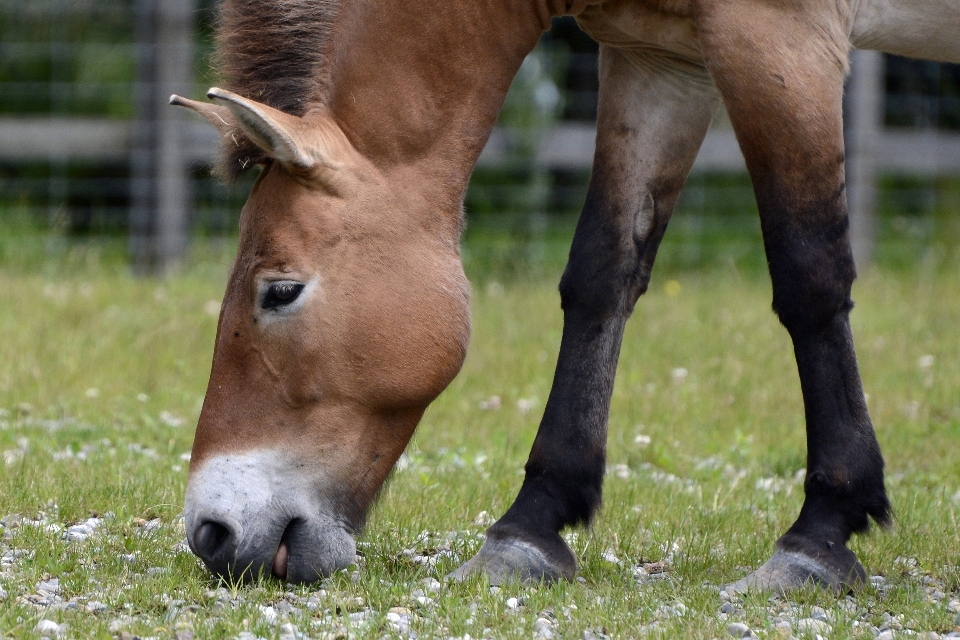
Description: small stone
422,577,441,593
37,578,60,595
796,618,831,635
877,631,895,640
0,514,22,528
811,606,830,622
535,617,556,639
773,621,792,637
656,602,686,618
576,576,586,584
720,602,737,615
35,620,63,636
275,601,296,614
506,597,520,609
727,622,752,638
473,511,495,526
258,605,280,623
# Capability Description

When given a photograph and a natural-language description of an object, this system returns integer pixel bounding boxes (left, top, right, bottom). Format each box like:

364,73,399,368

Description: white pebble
35,620,63,636
37,578,60,595
796,618,832,635
811,606,830,622
259,605,278,623
473,511,495,526
506,597,520,609
535,617,556,638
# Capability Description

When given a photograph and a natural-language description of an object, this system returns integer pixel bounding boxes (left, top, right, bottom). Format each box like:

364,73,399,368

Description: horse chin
280,518,356,584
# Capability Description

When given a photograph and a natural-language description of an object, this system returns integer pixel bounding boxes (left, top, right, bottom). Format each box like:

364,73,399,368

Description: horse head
173,89,470,582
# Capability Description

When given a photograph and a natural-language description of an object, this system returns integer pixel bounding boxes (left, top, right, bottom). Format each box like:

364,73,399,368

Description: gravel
3,509,960,639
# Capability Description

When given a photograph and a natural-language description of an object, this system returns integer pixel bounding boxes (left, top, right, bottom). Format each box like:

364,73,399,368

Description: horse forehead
240,179,343,252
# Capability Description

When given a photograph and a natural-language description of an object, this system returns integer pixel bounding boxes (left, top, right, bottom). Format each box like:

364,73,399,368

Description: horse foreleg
449,44,720,584
697,0,892,592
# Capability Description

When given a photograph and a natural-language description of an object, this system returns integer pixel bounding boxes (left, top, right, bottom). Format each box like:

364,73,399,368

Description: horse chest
577,0,704,63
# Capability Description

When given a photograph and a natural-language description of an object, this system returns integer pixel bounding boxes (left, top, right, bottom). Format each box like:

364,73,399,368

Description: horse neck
325,1,578,218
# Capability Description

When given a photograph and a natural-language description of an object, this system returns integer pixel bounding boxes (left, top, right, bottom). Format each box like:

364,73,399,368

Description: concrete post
131,0,194,274
844,50,884,268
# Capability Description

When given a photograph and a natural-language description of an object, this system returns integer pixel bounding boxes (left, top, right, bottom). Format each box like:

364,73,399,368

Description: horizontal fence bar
3,118,960,174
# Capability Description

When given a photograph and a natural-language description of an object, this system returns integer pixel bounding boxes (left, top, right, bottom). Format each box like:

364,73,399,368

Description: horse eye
262,282,305,310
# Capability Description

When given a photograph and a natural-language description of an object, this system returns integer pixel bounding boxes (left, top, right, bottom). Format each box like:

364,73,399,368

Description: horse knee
767,235,857,336
559,192,664,318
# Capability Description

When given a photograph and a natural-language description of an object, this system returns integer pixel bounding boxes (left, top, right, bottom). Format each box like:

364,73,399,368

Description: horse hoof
726,546,866,594
446,532,576,585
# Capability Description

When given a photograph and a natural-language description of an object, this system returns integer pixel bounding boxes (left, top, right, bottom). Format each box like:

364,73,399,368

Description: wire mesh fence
1,4,958,274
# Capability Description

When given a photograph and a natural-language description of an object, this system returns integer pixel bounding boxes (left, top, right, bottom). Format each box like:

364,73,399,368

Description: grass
0,226,958,638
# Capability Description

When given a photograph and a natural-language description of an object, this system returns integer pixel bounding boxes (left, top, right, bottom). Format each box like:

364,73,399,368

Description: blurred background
1,1,959,279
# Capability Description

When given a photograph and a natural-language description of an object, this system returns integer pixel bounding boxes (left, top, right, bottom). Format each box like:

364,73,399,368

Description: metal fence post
131,0,194,275
845,49,884,268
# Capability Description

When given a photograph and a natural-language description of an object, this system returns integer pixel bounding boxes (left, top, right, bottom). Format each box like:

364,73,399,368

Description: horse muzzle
184,450,356,584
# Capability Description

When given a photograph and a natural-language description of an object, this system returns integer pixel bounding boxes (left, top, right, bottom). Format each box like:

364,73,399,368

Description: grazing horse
172,0,960,589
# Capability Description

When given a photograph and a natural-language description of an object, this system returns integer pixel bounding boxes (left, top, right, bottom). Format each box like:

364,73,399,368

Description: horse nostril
193,520,235,562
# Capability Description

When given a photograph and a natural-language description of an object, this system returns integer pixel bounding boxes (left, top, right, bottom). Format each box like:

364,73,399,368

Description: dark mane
215,0,339,179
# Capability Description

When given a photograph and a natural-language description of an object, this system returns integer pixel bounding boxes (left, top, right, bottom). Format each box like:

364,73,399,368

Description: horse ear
169,94,236,136
205,87,340,171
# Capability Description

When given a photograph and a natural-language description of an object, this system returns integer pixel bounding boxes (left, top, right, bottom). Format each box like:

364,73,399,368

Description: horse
171,0,960,589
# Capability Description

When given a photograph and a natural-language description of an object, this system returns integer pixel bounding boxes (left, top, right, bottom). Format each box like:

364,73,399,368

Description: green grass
0,229,959,638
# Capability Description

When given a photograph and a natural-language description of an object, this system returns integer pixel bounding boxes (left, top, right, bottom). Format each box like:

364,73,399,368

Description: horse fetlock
447,528,576,585
799,462,891,537
510,461,605,532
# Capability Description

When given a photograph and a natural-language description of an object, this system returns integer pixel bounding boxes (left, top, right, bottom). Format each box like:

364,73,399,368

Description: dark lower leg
451,179,663,583
484,305,630,563
448,45,719,584
733,214,890,592
774,314,890,579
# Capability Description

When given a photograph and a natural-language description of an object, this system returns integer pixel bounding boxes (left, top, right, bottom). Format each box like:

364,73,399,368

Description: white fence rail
1,50,958,267
5,116,959,173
